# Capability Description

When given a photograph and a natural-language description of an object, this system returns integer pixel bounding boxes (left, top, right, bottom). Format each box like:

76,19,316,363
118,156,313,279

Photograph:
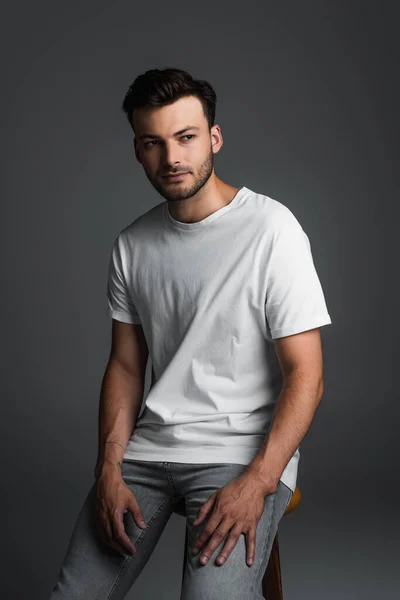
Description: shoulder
245,188,304,238
113,201,165,252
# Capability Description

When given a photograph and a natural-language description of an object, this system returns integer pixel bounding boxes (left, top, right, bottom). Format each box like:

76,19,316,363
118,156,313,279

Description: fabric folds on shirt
106,186,332,492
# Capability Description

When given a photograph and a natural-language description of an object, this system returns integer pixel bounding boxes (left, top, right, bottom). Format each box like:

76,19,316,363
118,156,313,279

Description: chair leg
263,531,283,600
182,525,188,588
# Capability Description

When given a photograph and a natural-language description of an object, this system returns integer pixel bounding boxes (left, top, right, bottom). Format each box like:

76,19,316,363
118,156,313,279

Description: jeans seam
285,490,294,512
163,462,179,495
251,490,276,595
135,496,173,550
106,555,131,600
280,481,294,512
106,495,173,599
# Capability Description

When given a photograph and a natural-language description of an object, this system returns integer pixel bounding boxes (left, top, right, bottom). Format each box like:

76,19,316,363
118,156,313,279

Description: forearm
95,360,145,479
245,371,323,489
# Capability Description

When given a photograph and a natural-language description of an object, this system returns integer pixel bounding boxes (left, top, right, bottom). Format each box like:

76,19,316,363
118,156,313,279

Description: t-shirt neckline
163,186,249,231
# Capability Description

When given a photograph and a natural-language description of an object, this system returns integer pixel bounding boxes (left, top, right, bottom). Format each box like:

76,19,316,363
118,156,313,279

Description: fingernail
218,557,225,564
192,548,199,555
140,520,147,527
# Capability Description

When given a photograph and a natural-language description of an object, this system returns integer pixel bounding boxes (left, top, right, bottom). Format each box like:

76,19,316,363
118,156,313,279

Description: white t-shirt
107,186,332,492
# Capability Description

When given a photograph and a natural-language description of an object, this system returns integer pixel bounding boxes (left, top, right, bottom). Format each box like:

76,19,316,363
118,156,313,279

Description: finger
95,517,131,556
244,526,257,566
193,494,216,526
109,537,134,556
96,511,113,544
215,524,244,566
110,508,136,556
94,517,108,545
128,495,148,530
197,521,231,565
192,514,222,555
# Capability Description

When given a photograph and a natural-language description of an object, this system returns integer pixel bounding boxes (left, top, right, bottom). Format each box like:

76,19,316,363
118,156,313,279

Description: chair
174,486,302,599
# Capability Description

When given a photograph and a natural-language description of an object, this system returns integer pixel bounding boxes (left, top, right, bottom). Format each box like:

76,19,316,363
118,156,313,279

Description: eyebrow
139,126,200,141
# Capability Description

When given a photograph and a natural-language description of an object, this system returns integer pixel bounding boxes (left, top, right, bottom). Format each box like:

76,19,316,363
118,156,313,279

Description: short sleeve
107,234,141,325
264,211,331,339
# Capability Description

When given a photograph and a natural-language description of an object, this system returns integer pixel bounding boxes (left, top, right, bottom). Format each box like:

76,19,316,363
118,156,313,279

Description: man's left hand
191,470,277,567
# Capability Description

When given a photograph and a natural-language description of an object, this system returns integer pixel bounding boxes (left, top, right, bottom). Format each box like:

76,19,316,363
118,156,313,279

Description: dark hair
121,67,217,133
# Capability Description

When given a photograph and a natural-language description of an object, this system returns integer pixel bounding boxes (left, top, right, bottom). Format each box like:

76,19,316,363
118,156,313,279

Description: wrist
95,458,123,481
96,440,125,470
243,461,280,494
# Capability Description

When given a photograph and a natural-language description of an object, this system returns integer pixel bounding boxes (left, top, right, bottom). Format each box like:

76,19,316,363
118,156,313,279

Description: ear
211,124,223,154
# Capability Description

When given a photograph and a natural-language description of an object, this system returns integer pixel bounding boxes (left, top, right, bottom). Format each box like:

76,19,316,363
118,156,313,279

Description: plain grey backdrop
1,1,398,599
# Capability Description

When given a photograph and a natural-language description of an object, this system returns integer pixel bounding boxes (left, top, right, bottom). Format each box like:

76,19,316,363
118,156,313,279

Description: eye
144,134,195,149
144,140,159,148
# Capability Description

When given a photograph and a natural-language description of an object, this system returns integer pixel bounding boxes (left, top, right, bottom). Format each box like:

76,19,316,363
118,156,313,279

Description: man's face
132,95,221,202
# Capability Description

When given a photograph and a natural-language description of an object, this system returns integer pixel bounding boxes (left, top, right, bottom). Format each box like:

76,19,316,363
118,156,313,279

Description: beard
144,145,215,202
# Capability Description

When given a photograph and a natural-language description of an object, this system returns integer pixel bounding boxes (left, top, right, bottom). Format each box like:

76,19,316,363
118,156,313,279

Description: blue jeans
48,459,293,599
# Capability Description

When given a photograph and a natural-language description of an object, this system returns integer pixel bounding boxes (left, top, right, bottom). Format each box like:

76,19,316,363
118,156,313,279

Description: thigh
180,464,293,600
48,460,176,600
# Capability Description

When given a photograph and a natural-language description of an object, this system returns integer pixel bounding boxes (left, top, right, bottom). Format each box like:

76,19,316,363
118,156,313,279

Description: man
49,67,332,599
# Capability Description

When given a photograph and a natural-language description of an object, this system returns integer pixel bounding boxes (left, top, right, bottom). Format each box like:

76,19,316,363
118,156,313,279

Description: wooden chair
174,486,302,599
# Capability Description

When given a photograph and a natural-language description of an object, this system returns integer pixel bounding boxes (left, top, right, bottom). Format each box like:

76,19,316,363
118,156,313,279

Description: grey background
1,1,398,598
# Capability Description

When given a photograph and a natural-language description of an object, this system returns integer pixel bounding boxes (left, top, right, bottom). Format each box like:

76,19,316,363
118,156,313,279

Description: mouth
163,172,189,181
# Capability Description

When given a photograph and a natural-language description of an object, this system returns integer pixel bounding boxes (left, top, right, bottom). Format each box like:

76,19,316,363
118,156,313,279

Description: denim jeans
48,459,293,599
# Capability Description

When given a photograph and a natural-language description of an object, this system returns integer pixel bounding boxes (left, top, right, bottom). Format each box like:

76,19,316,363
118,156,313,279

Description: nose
161,141,183,170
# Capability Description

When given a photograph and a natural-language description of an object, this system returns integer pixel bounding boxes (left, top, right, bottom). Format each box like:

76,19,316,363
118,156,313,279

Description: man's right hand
94,465,147,557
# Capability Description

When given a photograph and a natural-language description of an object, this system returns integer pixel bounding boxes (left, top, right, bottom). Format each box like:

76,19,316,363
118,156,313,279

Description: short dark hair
121,67,217,133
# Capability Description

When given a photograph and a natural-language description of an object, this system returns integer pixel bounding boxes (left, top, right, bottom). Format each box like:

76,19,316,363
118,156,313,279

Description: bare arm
94,320,149,480
245,327,324,490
